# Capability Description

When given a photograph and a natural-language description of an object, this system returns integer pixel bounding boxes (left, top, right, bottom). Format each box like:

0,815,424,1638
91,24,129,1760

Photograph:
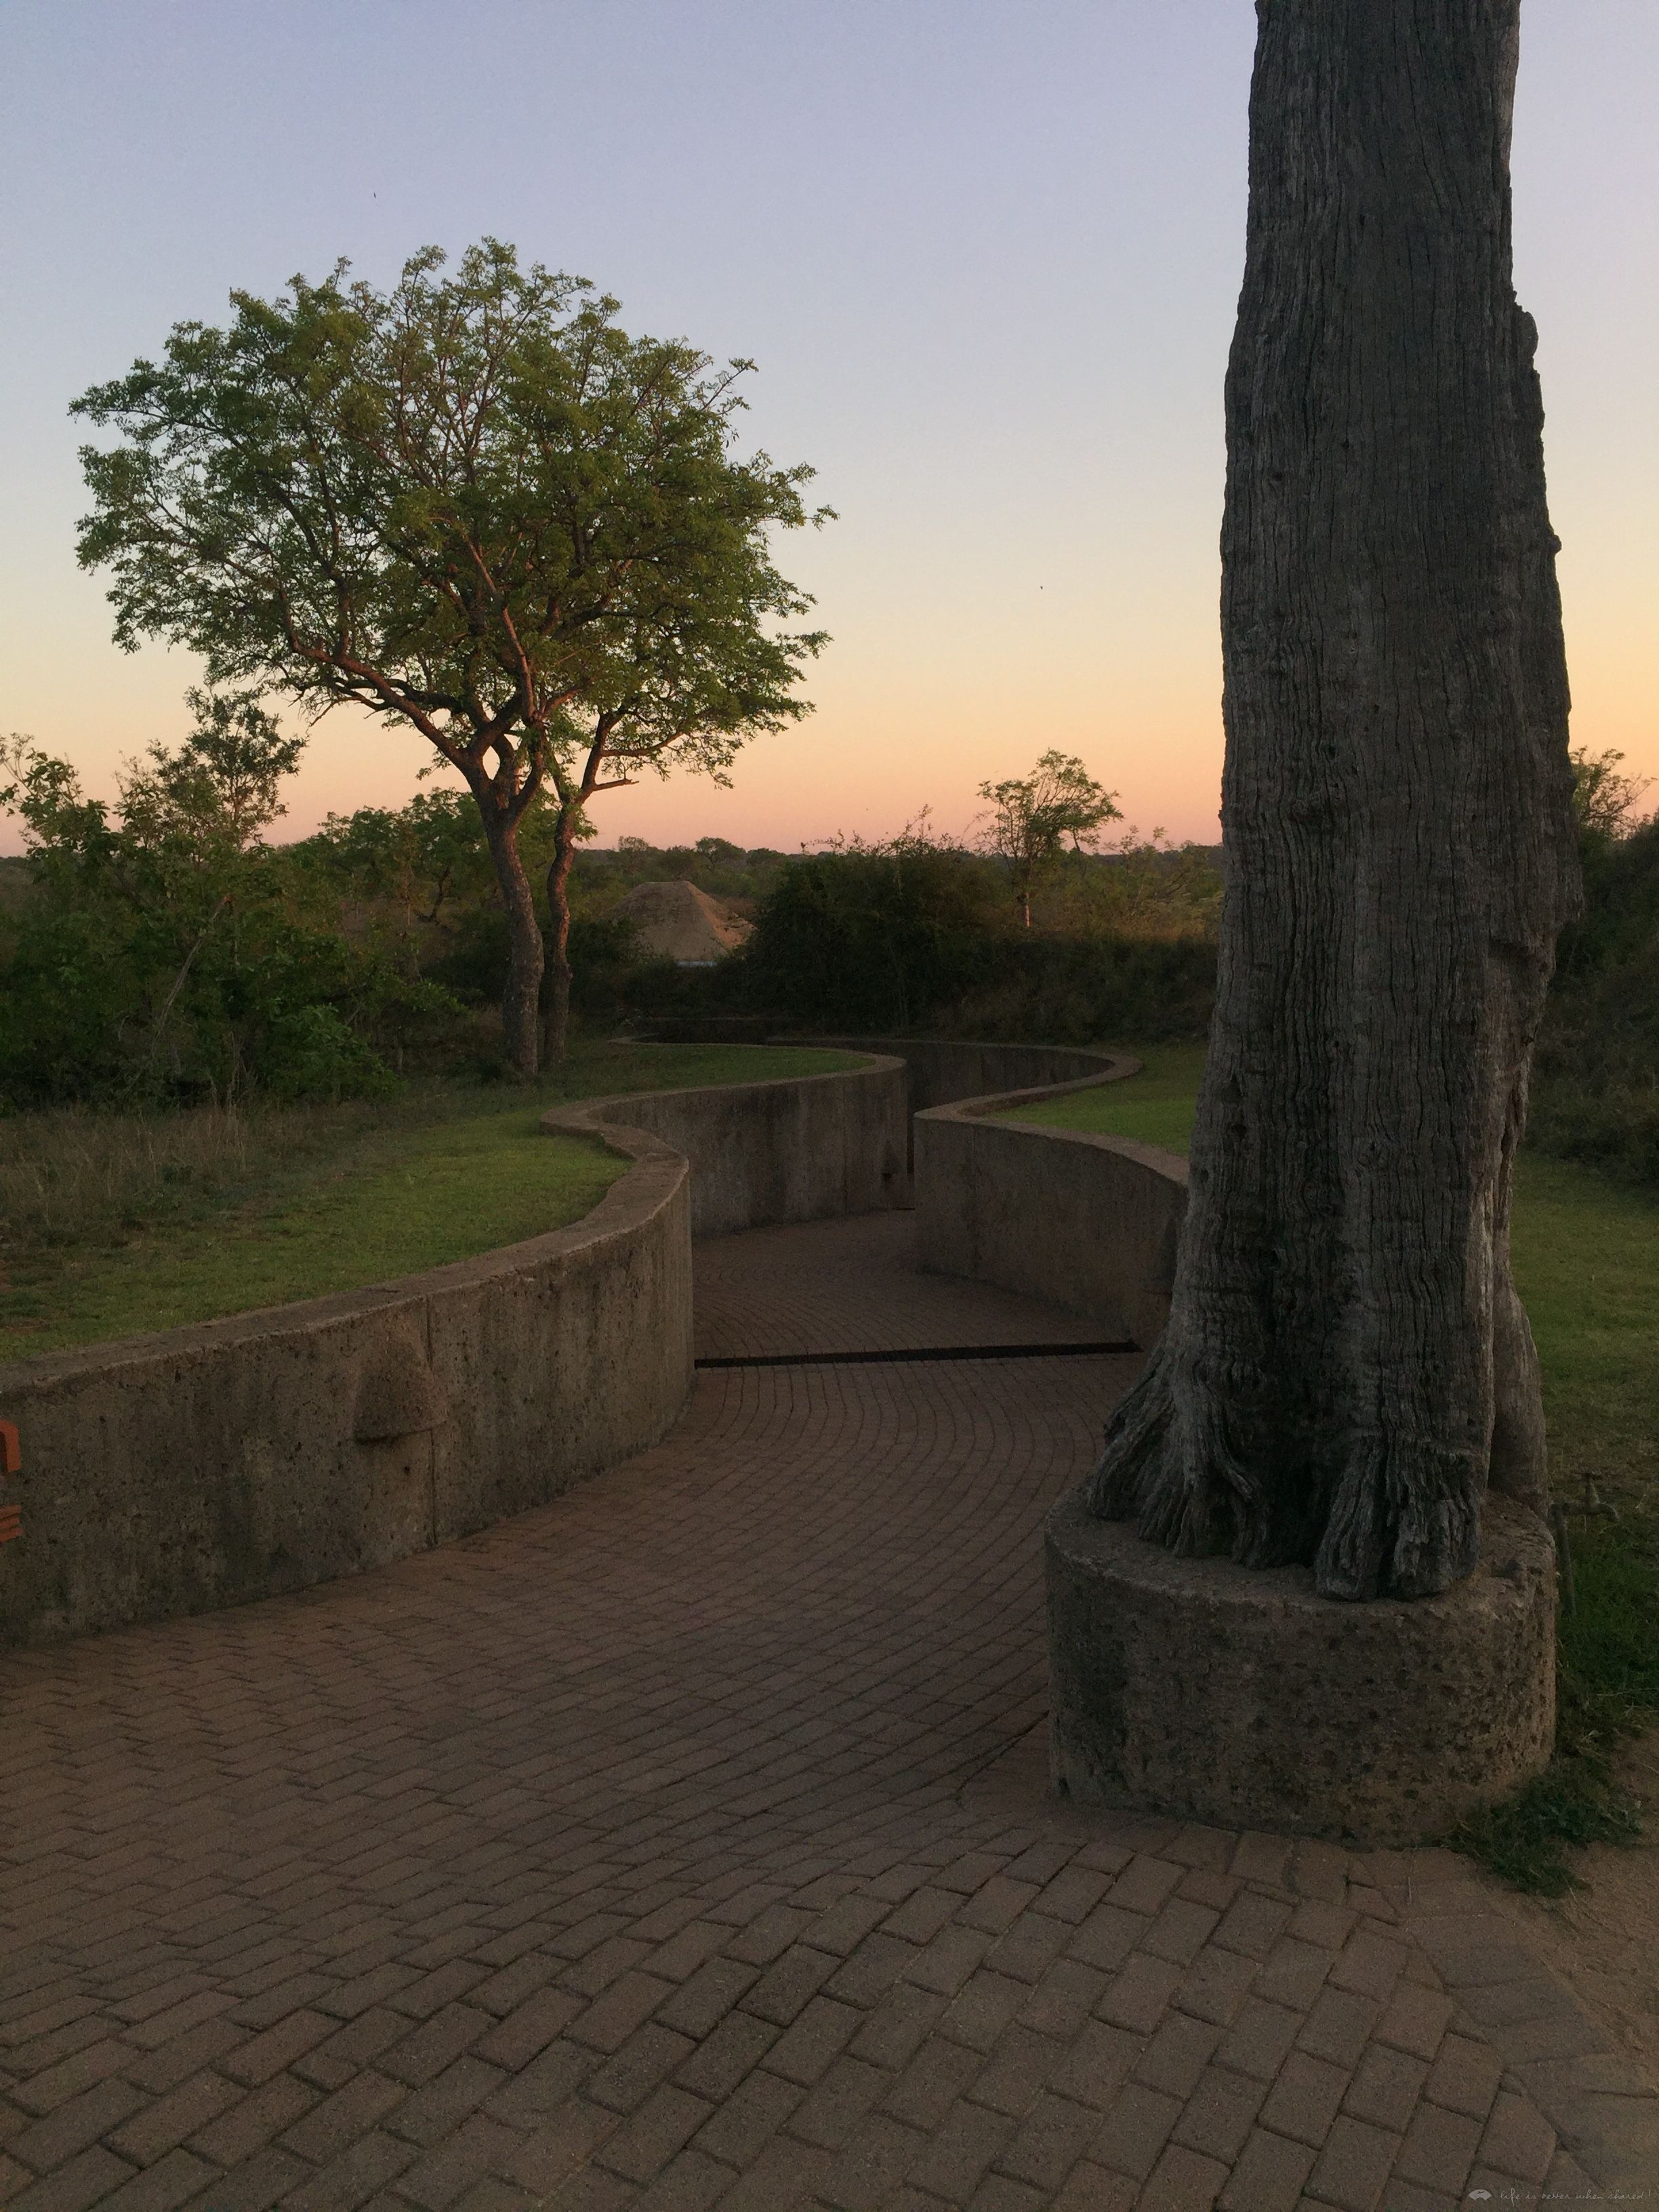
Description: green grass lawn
1006,1046,1659,1890
1009,1042,1207,1153
0,1043,861,1357
1003,1046,1658,1513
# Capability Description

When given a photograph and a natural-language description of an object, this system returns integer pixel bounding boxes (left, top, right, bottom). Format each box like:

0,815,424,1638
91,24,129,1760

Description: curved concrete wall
0,1056,905,1650
803,1039,1127,1115
912,1078,1188,1349
785,1038,1129,1181
556,1057,907,1237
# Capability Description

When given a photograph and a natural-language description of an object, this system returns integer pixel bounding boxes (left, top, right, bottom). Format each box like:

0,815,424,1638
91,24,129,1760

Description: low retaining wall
787,1038,1128,1182
913,1078,1187,1347
809,1038,1125,1115
558,1057,907,1237
0,1055,904,1649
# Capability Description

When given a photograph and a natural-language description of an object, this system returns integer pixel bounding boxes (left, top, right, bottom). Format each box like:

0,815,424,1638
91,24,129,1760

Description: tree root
1088,1350,1484,1599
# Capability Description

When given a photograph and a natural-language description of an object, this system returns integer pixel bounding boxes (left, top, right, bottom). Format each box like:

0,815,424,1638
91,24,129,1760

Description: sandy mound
616,879,754,964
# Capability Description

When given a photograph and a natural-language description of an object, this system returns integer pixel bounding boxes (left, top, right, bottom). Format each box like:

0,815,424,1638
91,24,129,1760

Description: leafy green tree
1569,745,1652,844
303,790,495,966
0,716,453,1105
120,687,306,856
974,751,1121,926
73,239,830,1075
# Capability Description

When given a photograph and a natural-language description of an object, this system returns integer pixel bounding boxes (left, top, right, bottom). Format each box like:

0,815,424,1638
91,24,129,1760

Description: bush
0,906,141,1105
718,842,1218,1042
736,842,1004,1030
946,935,1216,1045
1532,817,1659,1185
259,1005,394,1102
566,914,642,1017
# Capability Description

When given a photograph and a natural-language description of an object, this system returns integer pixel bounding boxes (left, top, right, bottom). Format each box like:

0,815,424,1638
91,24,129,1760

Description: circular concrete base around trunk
1046,1489,1556,1845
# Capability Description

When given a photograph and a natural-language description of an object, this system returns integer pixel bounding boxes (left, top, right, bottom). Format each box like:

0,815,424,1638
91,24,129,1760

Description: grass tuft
1451,1757,1643,1898
1454,1508,1659,1892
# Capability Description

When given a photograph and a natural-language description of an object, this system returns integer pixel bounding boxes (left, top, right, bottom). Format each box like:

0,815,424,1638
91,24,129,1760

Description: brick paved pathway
2,1216,1654,2212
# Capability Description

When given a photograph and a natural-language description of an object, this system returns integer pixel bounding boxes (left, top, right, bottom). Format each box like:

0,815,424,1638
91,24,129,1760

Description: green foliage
1532,757,1659,1187
946,933,1217,1046
565,914,642,1015
72,242,827,775
72,238,831,1070
121,687,306,852
300,790,497,944
259,1004,395,1103
739,830,1004,1030
0,903,137,1103
0,723,459,1108
727,832,1218,1040
1044,837,1223,941
975,751,1122,926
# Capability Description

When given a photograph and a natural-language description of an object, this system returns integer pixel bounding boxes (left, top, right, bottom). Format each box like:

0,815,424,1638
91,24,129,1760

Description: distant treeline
0,725,1226,1109
3,730,1654,1191
634,830,1223,1043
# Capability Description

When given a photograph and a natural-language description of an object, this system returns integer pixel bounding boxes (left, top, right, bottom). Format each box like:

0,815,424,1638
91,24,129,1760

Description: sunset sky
2,0,1654,855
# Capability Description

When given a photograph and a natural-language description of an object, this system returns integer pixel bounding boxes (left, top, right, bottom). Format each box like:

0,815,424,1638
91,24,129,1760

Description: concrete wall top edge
0,1055,901,1395
547,1052,907,1134
0,1130,687,1395
907,1054,1189,1195
919,1099,1191,1191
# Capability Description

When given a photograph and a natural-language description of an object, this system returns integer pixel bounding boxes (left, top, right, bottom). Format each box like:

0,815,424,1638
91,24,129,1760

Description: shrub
1531,817,1659,1186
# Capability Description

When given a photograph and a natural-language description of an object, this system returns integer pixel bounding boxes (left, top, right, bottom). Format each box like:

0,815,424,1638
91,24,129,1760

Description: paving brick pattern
2,1216,1654,2211
691,1214,1107,1360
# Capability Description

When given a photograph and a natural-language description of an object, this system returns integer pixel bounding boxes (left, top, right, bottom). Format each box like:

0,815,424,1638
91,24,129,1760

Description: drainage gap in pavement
696,1341,1136,1370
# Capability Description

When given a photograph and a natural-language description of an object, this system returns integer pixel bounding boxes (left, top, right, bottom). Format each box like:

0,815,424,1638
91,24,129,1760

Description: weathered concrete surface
792,1038,1133,1185
0,1057,907,1649
915,1094,1187,1347
693,1210,1109,1360
808,1038,1128,1115
555,1056,908,1237
1047,1488,1557,1844
0,1120,693,1651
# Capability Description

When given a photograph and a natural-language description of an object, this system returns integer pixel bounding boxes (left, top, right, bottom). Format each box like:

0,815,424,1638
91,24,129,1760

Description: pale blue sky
2,1,1654,850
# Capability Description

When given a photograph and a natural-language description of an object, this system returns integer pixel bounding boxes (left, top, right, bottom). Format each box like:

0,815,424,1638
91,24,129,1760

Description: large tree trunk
481,817,544,1082
541,807,579,1066
1088,0,1580,1599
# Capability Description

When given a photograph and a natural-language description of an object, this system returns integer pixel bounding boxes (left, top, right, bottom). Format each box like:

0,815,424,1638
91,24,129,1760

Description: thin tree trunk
542,808,579,1066
149,893,230,1066
483,817,544,1082
1088,0,1580,1599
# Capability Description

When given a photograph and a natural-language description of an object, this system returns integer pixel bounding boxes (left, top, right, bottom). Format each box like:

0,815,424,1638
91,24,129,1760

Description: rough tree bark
542,805,581,1067
1088,0,1580,1599
480,817,545,1082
